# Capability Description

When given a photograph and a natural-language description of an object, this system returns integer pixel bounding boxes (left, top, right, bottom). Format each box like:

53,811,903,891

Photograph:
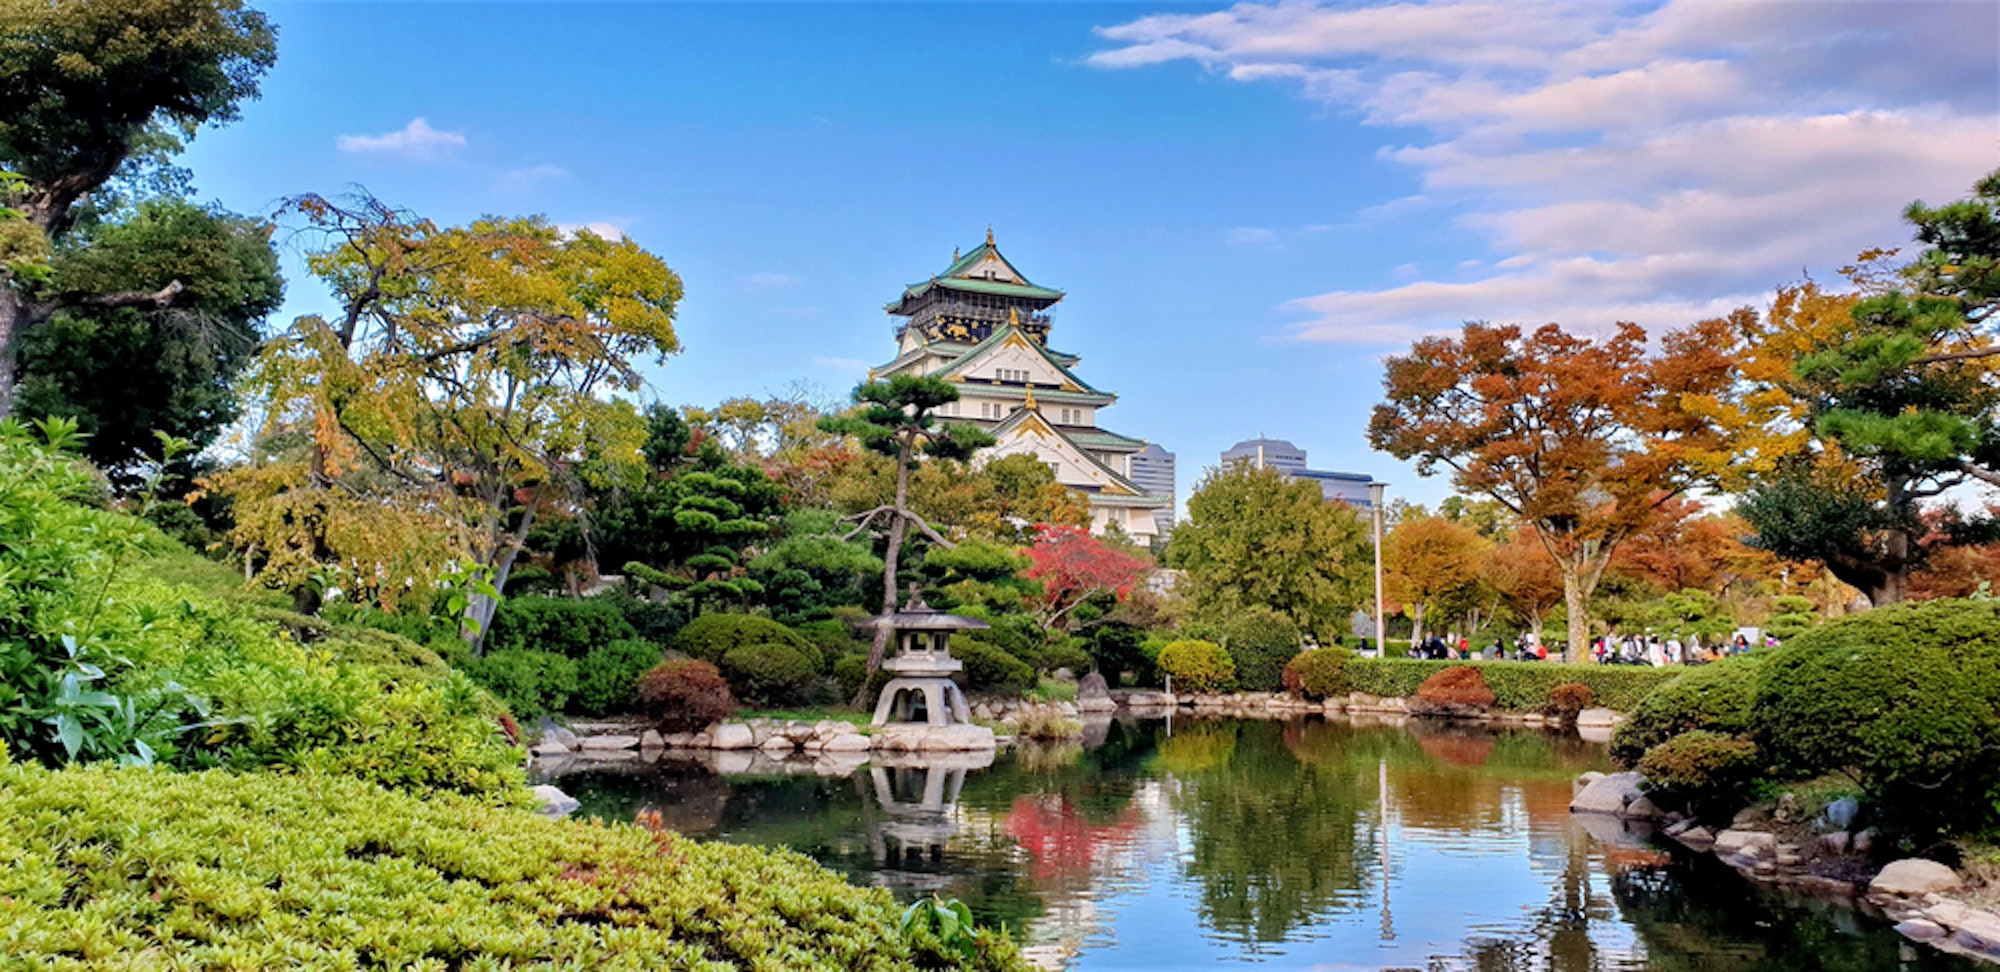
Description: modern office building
1127,443,1177,537
1220,437,1380,509
869,232,1172,539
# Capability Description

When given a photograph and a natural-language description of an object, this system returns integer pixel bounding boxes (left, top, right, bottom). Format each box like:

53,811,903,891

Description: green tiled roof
1067,428,1146,451
890,276,1063,306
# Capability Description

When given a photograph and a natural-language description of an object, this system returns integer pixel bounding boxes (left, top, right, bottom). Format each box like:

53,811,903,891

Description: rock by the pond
871,723,996,752
1569,771,1644,815
1896,919,1947,942
822,732,872,753
1819,831,1851,855
531,784,579,818
1573,771,1606,797
1678,826,1714,846
710,723,757,750
530,740,572,758
1853,828,1877,855
539,722,580,751
1714,829,1777,859
1622,795,1666,820
1575,708,1622,729
1871,858,1962,897
1820,796,1861,831
579,734,640,751
639,730,665,749
1951,912,2000,954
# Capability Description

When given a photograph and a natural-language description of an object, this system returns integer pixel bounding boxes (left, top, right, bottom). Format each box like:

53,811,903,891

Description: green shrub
1014,709,1083,740
1638,730,1762,812
1751,598,2000,835
572,639,663,716
833,654,894,704
1545,682,1594,726
1216,606,1300,692
487,596,637,659
951,637,1034,695
1281,647,1351,700
638,658,737,733
463,649,579,719
1609,658,1762,766
0,760,1027,971
672,614,824,672
1158,639,1235,694
718,642,818,707
795,619,866,660
1346,658,1678,713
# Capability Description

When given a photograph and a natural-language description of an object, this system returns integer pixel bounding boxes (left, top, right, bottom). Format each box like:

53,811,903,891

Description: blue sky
179,1,1998,511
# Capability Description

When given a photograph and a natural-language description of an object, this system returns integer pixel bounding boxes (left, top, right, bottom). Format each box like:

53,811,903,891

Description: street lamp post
1369,481,1387,656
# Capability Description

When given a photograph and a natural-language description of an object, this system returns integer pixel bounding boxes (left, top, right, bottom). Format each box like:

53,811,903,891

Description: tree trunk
1561,564,1589,664
1409,603,1426,648
0,287,23,419
465,501,538,655
853,436,914,706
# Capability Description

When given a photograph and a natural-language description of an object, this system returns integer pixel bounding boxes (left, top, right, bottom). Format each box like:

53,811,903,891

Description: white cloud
557,220,628,241
1091,0,1999,344
336,118,467,163
495,163,568,193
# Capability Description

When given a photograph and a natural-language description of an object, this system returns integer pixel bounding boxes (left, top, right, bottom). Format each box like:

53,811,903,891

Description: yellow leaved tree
206,194,682,644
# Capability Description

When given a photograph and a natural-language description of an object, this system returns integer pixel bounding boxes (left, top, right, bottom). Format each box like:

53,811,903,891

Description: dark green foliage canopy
16,198,281,480
0,0,277,222
818,374,994,464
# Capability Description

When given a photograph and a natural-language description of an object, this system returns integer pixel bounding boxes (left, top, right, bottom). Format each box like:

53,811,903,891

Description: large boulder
530,784,580,818
1569,771,1645,815
709,723,757,750
1870,858,1963,897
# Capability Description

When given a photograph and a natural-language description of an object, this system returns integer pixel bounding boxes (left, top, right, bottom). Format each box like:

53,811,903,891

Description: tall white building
871,233,1172,538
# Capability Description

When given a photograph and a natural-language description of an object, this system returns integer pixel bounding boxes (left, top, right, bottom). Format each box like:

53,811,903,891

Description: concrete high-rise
1220,437,1379,509
1128,444,1177,537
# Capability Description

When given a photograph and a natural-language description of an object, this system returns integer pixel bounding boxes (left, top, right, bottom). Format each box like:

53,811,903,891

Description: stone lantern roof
865,593,991,633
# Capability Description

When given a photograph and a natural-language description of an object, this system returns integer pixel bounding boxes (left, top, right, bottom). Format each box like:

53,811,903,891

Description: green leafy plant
1157,639,1235,694
1638,730,1762,814
1281,647,1351,700
718,641,818,707
572,639,663,715
900,895,981,961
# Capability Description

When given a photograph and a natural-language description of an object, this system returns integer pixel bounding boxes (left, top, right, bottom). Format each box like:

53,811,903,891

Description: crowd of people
1390,630,1778,666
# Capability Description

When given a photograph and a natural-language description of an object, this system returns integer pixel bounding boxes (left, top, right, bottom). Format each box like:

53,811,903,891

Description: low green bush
572,639,664,716
638,658,737,733
719,642,819,707
952,636,1034,695
1216,606,1300,692
1282,647,1351,700
1609,658,1762,766
1158,639,1235,694
463,649,579,719
1638,730,1762,812
1346,658,1678,713
1751,598,2000,835
834,654,892,704
487,595,637,659
673,613,824,673
0,759,1026,970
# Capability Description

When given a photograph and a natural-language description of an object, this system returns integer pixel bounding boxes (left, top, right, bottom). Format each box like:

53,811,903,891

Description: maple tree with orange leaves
1369,319,1738,660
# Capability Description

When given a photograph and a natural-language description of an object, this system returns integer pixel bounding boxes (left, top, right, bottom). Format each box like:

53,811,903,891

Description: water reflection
549,716,1974,971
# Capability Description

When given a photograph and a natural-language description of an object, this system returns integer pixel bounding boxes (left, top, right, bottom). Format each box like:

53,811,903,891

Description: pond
543,715,1972,971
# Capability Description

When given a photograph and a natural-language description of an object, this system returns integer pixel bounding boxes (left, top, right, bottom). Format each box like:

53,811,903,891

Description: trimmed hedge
952,637,1034,695
572,639,664,716
1345,657,1677,712
488,596,638,659
1282,648,1351,700
1216,606,1301,692
1158,639,1235,694
672,614,824,673
719,642,819,707
0,761,1025,970
1750,598,2000,835
638,659,737,733
462,649,578,719
1637,730,1761,811
1609,658,1762,766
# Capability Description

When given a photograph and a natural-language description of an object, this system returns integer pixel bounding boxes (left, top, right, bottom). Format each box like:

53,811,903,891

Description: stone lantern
866,593,996,750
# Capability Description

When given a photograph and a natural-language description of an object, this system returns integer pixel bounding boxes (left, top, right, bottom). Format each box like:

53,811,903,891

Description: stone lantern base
871,677,972,727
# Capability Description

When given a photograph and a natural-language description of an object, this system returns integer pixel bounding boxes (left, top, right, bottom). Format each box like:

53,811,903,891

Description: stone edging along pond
1571,770,2000,965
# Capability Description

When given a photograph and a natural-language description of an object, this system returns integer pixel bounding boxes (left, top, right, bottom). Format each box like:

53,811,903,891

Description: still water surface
551,716,1970,971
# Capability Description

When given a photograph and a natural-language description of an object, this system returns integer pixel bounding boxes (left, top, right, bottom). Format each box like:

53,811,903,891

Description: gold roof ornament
1023,388,1037,410
1008,307,1019,327
867,368,877,382
986,226,995,246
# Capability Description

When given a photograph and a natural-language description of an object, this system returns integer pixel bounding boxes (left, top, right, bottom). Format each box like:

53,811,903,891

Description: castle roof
886,234,1064,313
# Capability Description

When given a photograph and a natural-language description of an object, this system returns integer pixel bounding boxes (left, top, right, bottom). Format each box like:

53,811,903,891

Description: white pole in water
1370,481,1388,656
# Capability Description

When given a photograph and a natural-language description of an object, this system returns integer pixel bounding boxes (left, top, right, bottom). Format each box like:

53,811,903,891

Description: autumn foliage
1023,523,1151,634
1414,666,1496,711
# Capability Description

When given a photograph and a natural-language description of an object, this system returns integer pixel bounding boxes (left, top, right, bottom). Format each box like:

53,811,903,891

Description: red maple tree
1021,523,1152,638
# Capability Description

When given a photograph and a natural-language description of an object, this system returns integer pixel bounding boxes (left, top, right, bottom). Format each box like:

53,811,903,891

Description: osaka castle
870,232,1171,540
